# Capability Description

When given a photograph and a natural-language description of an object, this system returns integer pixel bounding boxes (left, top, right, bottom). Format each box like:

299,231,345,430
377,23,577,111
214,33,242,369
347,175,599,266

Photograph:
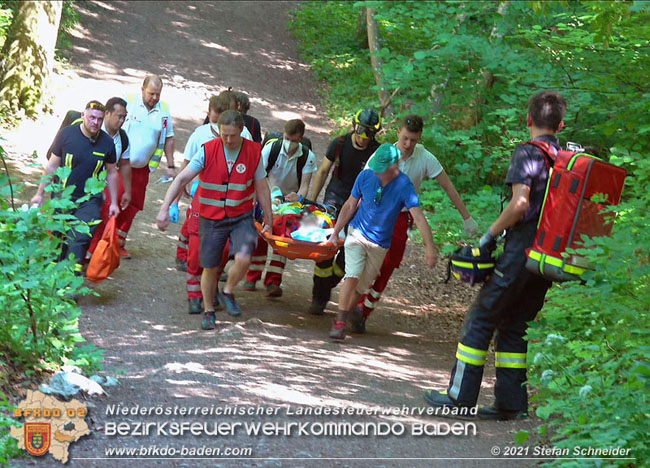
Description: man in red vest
157,110,273,330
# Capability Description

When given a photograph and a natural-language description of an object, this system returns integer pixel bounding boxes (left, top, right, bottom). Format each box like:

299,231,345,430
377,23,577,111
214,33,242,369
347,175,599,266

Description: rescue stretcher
254,199,343,262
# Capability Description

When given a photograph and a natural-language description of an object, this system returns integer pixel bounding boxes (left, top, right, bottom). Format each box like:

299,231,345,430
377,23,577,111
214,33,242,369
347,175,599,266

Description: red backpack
524,141,627,282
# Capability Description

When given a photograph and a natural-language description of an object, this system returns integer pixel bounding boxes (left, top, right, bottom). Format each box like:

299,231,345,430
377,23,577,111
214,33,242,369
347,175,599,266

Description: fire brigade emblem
25,423,51,456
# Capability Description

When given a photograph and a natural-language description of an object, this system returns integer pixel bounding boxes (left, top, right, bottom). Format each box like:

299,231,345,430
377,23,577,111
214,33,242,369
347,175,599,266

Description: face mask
283,138,300,154
210,122,220,134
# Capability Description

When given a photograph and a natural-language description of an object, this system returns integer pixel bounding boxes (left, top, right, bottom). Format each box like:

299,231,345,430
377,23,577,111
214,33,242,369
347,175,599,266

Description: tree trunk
430,4,467,115
366,7,393,119
0,1,62,118
355,6,368,48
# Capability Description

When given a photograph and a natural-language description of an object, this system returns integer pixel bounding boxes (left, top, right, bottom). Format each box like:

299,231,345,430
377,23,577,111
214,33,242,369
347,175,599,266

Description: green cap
368,144,400,173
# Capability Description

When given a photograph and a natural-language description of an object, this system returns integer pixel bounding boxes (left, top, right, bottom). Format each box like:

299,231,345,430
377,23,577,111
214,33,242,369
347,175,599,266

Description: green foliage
418,180,502,254
0,1,16,51
0,145,104,378
288,2,377,131
0,392,21,467
291,1,650,463
0,392,21,465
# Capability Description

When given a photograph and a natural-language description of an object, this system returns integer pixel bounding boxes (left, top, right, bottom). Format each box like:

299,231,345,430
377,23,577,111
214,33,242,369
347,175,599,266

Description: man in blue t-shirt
31,100,120,274
327,144,438,341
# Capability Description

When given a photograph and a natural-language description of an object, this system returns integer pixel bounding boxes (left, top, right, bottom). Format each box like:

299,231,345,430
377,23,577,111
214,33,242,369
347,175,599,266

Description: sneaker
308,301,326,316
213,292,225,311
478,405,529,421
188,298,203,314
265,284,283,298
423,390,475,420
119,248,132,259
221,292,242,317
350,305,366,334
242,280,256,292
201,311,216,330
175,258,187,272
329,320,346,341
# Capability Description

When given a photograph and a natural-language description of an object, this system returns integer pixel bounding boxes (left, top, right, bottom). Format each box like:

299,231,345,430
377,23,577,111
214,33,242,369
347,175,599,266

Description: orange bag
86,216,120,283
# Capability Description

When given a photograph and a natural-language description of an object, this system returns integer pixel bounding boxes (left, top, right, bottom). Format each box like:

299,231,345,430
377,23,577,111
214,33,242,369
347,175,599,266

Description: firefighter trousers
62,196,103,274
446,222,551,412
311,197,346,305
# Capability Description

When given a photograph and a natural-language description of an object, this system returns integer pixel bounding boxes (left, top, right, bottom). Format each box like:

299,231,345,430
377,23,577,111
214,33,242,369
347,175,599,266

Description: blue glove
169,203,179,223
190,180,199,198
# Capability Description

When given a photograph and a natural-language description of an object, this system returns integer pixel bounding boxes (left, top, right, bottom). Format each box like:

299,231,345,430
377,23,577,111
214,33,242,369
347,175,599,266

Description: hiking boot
188,298,203,314
201,311,216,330
175,258,187,272
221,292,242,317
213,292,225,311
350,305,366,334
329,320,347,341
423,390,475,420
265,284,283,298
308,301,326,316
242,280,256,291
120,248,132,259
478,405,529,421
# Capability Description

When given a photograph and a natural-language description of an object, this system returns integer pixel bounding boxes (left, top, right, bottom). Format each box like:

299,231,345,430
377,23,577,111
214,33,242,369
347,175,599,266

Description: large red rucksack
524,141,627,282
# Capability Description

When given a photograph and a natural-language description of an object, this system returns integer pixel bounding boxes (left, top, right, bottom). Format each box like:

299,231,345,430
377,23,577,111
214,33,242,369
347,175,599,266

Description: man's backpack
263,131,312,186
524,141,627,282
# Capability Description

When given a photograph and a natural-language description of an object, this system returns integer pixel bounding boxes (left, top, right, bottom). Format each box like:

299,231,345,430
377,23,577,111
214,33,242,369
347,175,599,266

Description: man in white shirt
351,115,478,333
116,75,175,258
243,119,317,297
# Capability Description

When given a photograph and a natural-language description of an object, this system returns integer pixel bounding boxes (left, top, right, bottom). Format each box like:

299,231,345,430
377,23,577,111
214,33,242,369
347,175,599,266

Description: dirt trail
5,2,537,467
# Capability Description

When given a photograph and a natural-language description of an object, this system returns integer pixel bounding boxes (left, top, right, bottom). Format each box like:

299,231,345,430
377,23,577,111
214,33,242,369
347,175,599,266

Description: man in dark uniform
307,109,382,315
31,100,120,273
234,91,263,144
423,91,566,420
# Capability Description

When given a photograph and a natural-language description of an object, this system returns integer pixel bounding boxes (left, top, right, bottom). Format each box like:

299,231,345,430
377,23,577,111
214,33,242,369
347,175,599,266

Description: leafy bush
0,145,104,378
0,392,21,467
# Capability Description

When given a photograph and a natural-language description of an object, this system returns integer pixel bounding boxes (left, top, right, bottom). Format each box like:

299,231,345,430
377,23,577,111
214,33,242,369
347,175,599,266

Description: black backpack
262,131,313,186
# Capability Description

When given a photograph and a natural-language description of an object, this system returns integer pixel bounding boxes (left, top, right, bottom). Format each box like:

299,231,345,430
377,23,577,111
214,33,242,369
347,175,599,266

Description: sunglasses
87,102,106,111
373,186,383,205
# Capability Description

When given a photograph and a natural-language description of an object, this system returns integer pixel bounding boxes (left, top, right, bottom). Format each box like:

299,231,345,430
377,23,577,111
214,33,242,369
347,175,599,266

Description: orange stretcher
255,222,343,262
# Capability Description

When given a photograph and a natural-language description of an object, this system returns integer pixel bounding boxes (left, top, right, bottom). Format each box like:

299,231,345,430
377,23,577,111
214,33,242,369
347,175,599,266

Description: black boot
478,405,529,421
